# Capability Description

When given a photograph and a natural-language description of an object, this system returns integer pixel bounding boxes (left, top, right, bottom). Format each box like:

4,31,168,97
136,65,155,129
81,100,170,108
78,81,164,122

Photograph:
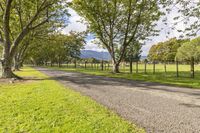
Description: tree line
148,37,200,78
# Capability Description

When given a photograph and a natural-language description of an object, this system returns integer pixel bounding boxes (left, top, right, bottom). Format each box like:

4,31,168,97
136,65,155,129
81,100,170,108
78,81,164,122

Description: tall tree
72,0,162,73
0,0,68,78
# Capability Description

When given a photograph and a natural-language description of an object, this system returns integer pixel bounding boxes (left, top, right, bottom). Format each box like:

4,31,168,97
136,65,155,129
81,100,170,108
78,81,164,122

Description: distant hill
80,50,111,61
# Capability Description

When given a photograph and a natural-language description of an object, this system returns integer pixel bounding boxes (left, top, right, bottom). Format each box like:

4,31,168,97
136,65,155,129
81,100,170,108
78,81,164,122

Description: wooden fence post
176,60,179,78
144,62,147,74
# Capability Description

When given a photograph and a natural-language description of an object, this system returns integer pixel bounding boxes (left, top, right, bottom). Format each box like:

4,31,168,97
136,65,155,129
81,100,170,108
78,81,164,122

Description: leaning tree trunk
130,58,133,74
1,57,14,78
13,55,20,71
113,63,120,73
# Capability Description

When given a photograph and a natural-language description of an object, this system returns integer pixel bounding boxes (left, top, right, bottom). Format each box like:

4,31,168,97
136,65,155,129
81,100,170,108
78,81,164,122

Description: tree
25,33,85,67
0,0,68,78
124,42,142,73
72,0,162,73
148,38,188,62
176,37,200,78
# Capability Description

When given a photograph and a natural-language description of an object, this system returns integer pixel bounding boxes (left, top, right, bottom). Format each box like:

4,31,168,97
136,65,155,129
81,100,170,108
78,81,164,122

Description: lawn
46,63,200,89
0,67,144,133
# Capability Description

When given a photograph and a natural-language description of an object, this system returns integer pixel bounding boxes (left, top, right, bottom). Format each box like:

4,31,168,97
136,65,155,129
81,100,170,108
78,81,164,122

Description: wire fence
56,61,199,79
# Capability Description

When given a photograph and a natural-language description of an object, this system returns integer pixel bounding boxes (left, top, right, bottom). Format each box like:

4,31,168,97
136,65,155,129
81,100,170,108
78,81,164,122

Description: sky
62,5,193,56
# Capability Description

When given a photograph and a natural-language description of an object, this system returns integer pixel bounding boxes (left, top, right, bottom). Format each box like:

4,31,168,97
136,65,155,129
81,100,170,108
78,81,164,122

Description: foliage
0,67,144,132
72,0,162,72
148,38,188,62
124,41,142,62
176,37,200,62
26,33,85,66
0,0,68,78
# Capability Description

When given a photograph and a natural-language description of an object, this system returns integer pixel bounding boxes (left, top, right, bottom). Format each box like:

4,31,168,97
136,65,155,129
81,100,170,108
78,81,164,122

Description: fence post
144,62,147,74
176,60,179,77
191,58,194,78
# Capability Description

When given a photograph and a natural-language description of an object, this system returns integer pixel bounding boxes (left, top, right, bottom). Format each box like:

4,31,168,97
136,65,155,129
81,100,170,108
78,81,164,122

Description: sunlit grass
0,67,144,133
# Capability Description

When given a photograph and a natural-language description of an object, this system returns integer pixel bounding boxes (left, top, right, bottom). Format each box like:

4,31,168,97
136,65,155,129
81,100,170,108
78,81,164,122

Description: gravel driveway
37,67,200,133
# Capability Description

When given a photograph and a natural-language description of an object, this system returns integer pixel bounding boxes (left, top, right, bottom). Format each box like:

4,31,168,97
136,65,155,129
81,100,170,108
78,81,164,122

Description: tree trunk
113,63,120,73
85,61,87,69
176,60,179,78
191,58,194,78
136,61,138,74
1,57,15,78
13,56,20,71
130,59,133,74
144,62,147,74
164,62,167,73
101,60,104,71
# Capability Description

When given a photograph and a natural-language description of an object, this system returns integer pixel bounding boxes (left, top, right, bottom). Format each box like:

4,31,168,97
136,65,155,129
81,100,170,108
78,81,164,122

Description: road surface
37,67,200,133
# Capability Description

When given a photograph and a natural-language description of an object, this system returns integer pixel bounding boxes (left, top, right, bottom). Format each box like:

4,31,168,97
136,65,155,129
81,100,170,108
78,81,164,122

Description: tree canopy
72,0,162,72
148,38,188,62
176,37,200,62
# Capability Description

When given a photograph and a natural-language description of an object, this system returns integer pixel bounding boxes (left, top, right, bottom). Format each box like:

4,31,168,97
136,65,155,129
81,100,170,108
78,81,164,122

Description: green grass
0,67,144,133
46,63,200,89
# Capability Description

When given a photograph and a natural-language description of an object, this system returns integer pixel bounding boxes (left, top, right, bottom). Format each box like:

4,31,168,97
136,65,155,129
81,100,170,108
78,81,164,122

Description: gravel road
37,67,200,133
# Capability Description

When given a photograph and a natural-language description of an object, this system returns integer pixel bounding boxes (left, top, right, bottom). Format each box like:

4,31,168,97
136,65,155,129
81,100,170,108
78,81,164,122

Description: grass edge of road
0,67,145,133
44,66,200,89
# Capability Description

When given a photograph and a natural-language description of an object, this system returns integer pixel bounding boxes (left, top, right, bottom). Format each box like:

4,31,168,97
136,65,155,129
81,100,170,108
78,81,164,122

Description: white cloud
62,8,87,34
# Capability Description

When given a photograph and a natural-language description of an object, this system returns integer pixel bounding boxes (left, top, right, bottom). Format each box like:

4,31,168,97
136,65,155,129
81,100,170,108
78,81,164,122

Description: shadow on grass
33,67,200,101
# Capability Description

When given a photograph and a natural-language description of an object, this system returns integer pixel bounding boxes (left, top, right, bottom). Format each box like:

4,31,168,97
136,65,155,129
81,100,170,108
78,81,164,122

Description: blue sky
62,7,193,56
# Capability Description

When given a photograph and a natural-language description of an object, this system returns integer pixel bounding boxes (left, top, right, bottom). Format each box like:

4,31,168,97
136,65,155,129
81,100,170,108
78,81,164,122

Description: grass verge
45,64,200,89
0,67,144,133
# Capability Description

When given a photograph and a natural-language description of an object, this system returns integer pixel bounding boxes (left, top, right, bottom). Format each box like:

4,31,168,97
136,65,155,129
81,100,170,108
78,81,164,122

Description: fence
57,61,199,79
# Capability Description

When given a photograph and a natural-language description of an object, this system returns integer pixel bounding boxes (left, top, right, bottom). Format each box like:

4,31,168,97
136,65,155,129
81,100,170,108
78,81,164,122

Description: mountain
80,50,111,61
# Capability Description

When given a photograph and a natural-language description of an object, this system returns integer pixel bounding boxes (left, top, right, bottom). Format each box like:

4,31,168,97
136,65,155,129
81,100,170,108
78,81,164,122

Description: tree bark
136,61,138,74
13,56,20,71
101,60,104,71
1,56,16,78
113,63,120,73
176,61,179,78
130,59,133,74
164,62,167,73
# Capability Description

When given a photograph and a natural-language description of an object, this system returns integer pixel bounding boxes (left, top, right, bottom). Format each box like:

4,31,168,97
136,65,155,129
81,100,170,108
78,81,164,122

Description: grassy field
0,67,144,133
46,63,200,89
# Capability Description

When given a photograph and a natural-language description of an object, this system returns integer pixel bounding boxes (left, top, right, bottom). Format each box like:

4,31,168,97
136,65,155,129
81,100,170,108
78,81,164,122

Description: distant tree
72,0,162,73
124,42,142,73
176,37,200,78
25,33,85,67
148,38,188,62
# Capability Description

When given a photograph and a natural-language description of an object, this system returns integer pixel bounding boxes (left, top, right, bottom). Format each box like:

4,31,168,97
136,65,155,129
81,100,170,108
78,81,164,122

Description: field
47,63,200,89
0,67,144,133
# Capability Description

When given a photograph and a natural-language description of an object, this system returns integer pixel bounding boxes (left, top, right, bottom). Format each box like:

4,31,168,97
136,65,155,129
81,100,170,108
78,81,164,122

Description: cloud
62,8,87,34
